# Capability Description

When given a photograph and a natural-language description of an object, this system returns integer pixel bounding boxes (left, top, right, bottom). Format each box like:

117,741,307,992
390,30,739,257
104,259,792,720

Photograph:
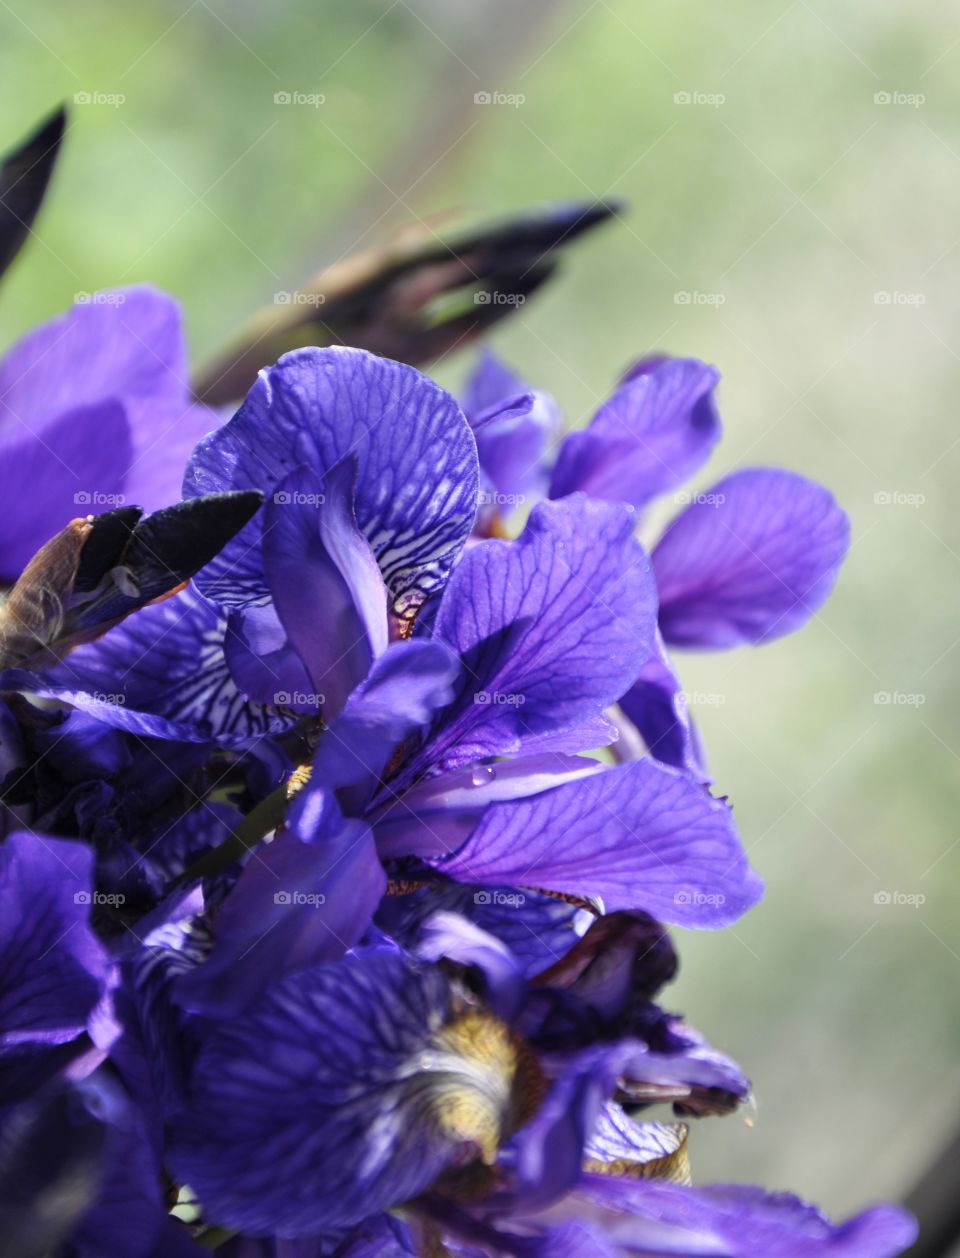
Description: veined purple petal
653,468,851,649
17,584,293,745
409,495,656,776
185,347,478,620
561,1177,918,1257
265,463,388,720
429,758,762,928
549,358,721,509
169,952,517,1236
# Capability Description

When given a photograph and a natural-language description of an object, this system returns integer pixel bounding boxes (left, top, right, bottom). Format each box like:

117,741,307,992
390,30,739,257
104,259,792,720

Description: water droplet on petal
471,764,496,786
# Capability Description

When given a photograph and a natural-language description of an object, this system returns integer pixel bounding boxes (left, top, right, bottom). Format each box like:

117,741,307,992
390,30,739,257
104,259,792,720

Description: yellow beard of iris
421,1009,543,1168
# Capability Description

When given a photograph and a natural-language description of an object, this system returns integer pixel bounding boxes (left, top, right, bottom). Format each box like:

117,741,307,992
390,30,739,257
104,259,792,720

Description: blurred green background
1,0,957,1224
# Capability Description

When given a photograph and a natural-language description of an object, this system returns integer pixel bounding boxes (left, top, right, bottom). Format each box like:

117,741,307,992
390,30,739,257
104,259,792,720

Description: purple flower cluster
0,135,914,1253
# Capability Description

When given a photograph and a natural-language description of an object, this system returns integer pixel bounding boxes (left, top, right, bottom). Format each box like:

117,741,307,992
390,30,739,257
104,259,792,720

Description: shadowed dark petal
408,495,656,778
0,106,65,283
175,795,385,1019
617,631,706,778
170,952,521,1236
375,882,587,978
429,758,762,928
186,347,478,621
549,358,721,508
653,468,851,648
0,832,110,1098
17,583,292,745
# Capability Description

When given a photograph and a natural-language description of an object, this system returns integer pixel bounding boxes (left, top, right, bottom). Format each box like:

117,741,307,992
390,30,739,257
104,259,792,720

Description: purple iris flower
461,350,850,775
18,346,762,1024
159,925,914,1254
0,286,220,582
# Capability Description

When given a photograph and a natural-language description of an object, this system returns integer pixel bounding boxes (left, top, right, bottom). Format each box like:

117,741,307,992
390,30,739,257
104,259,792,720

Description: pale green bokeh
1,0,957,1219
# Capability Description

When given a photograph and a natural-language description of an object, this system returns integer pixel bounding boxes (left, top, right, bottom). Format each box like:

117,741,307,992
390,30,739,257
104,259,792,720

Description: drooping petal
310,638,460,814
463,349,561,502
428,758,762,928
264,462,388,720
555,1176,918,1258
408,496,656,777
175,793,385,1019
653,468,851,649
185,347,478,621
616,631,707,779
0,831,111,1101
549,358,721,509
170,952,526,1237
